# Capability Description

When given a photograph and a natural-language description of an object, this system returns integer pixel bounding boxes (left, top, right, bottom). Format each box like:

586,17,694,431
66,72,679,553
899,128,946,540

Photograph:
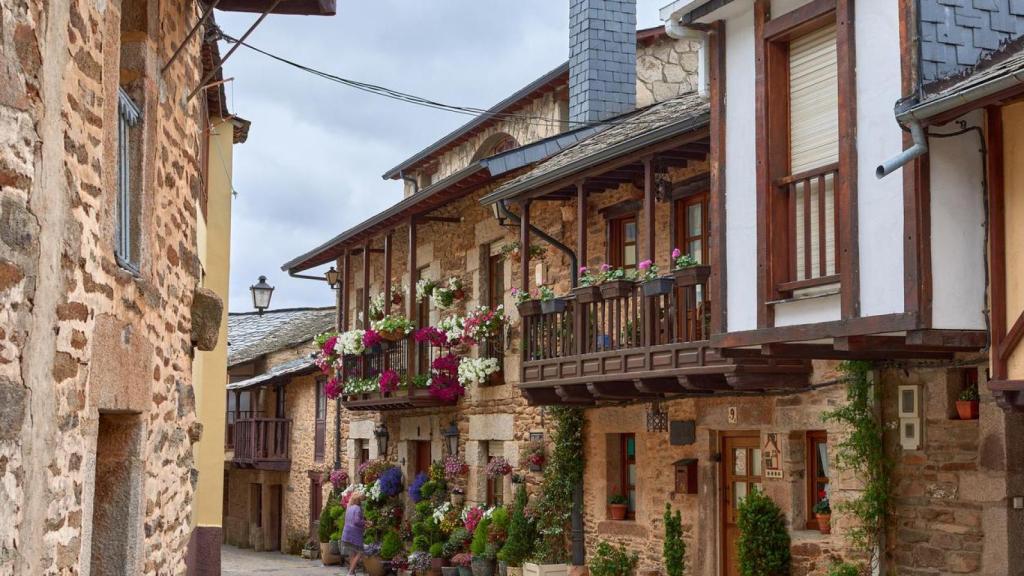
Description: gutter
497,200,579,287
877,63,1024,178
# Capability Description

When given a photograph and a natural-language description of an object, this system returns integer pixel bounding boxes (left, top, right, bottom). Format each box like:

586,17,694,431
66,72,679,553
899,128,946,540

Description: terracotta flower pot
816,513,832,535
379,329,406,342
321,542,341,566
956,400,979,420
608,504,628,521
451,491,466,507
364,556,388,576
599,280,635,299
572,285,602,304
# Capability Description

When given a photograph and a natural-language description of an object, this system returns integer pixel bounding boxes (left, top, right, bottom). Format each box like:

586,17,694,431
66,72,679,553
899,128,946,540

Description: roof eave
898,69,1024,125
480,112,711,205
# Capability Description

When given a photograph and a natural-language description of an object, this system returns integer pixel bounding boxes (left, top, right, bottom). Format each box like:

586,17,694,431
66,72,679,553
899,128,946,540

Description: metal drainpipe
876,120,927,179
497,199,578,287
400,170,419,195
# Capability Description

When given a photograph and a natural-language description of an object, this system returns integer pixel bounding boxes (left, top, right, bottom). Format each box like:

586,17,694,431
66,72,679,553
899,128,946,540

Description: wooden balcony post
407,218,418,378
520,200,530,293
643,157,655,347
342,251,351,331
362,241,371,329
576,181,587,355
383,230,393,317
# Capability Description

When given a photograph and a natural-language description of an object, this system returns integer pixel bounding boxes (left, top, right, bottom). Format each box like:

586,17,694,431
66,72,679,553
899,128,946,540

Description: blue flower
379,466,404,498
407,471,429,502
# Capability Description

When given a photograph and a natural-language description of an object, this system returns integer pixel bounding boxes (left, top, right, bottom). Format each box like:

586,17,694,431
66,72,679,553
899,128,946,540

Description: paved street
221,545,365,575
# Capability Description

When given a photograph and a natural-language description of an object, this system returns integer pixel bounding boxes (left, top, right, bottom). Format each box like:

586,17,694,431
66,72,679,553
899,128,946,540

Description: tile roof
918,0,1024,91
226,356,318,391
227,307,335,367
484,92,710,202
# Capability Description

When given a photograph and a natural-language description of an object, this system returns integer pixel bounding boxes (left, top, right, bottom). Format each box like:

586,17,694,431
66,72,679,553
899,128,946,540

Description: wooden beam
763,0,837,40
712,313,920,348
988,106,1007,378
836,0,859,320
342,251,351,331
362,241,370,329
417,216,462,224
709,18,727,336
383,231,393,317
588,382,660,400
905,329,987,351
520,200,530,293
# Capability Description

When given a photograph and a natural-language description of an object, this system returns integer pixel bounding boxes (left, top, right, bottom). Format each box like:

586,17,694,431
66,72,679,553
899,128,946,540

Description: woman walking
341,491,366,576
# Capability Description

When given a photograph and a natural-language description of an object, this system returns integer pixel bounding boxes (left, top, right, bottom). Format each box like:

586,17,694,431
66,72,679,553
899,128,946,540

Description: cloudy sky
218,1,667,312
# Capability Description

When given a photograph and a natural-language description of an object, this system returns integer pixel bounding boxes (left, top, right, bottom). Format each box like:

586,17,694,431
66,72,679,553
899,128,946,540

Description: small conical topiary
663,503,686,576
736,487,791,576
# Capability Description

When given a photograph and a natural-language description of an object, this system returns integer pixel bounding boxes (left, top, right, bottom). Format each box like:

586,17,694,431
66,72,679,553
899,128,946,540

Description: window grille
116,87,141,272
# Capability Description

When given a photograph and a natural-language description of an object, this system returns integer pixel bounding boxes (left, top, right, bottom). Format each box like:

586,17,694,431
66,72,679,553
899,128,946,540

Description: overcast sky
219,1,667,313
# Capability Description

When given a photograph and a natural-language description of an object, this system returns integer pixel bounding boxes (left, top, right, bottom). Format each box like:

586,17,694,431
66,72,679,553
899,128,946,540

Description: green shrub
421,480,439,499
497,485,534,567
490,506,509,530
530,407,584,564
318,497,338,543
413,535,430,552
471,517,493,556
380,530,402,560
663,503,686,576
827,562,861,576
415,500,434,518
429,542,444,558
736,488,790,576
588,541,638,576
443,527,470,558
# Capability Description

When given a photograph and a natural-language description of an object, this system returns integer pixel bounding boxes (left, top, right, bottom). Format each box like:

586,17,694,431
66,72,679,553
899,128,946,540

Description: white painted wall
723,6,759,332
929,111,987,330
774,293,842,327
856,0,906,317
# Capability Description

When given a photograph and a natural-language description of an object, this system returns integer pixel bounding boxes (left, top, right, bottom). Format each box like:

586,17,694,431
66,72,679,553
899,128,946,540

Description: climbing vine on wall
530,407,585,563
822,361,893,568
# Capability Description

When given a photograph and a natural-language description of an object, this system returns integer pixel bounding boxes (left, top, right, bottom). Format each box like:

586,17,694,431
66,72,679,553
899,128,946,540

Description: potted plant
450,487,467,507
471,514,498,576
522,440,546,472
598,266,635,299
431,542,448,575
538,286,566,314
663,504,686,576
671,249,711,287
499,485,535,576
588,541,638,576
408,551,433,576
453,553,474,576
363,543,388,576
572,267,603,304
486,456,513,481
956,384,980,420
512,288,541,317
813,497,832,535
372,313,416,342
608,494,628,521
638,259,674,297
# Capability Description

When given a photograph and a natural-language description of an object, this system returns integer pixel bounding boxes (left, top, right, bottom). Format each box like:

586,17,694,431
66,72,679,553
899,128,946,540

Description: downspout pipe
497,199,578,287
875,120,927,179
400,170,419,195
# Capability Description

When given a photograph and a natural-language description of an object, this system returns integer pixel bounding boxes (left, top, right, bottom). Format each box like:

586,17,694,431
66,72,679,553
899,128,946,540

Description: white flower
415,278,436,303
439,316,465,344
432,502,451,523
338,329,366,356
458,356,501,386
366,480,382,502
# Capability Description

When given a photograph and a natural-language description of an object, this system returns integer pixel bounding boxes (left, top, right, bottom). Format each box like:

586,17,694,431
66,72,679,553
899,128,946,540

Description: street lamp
442,420,460,457
249,275,274,315
374,423,390,459
325,266,340,289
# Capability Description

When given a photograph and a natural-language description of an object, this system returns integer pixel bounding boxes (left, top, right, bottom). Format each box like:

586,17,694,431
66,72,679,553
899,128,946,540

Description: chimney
569,0,637,125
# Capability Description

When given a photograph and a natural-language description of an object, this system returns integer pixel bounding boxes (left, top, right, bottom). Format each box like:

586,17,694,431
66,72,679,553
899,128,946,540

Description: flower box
517,299,542,317
673,265,711,287
378,329,406,342
523,563,569,576
641,276,675,297
541,298,568,315
572,285,602,304
599,280,635,299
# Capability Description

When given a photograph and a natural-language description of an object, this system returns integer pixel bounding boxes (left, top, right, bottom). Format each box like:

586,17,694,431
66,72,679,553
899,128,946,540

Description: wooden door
268,485,283,551
309,475,323,541
413,440,432,476
721,434,762,576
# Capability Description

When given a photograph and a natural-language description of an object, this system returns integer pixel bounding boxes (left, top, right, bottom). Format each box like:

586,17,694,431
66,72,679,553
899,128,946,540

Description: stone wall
637,36,702,108
0,1,207,574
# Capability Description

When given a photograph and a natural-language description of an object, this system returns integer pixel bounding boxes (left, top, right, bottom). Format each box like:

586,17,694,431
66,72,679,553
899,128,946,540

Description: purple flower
672,248,682,259
378,466,404,497
638,259,653,271
408,472,429,502
600,263,612,272
578,266,588,275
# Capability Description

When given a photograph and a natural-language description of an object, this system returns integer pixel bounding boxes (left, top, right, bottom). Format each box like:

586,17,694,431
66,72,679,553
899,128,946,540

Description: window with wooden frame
806,431,830,530
314,378,327,463
356,439,371,467
618,433,637,519
759,0,850,301
674,193,709,264
485,442,505,507
608,215,639,269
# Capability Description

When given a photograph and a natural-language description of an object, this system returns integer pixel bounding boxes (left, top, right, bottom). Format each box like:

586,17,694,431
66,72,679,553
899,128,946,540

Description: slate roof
226,356,318,391
483,92,710,203
918,0,1024,92
227,307,335,367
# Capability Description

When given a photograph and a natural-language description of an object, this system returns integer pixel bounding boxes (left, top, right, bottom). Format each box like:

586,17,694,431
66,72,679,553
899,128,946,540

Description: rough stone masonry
0,1,207,574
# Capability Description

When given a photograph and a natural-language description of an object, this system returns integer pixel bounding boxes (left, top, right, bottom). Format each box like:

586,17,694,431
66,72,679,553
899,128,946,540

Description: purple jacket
342,504,365,547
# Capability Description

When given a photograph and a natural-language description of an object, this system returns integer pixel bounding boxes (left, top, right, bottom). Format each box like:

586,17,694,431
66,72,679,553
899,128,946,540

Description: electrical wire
216,30,683,131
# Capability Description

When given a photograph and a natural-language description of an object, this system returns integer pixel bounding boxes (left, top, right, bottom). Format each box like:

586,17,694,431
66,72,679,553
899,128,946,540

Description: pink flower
325,378,341,400
322,335,338,355
578,266,588,275
638,259,653,271
414,326,448,347
600,263,612,272
363,329,382,349
379,369,400,393
672,248,682,259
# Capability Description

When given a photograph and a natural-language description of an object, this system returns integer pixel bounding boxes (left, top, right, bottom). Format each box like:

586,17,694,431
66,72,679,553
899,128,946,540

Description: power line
216,30,683,131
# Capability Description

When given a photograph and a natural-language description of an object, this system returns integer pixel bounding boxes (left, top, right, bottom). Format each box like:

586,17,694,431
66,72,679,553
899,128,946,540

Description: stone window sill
597,520,648,538
790,529,837,543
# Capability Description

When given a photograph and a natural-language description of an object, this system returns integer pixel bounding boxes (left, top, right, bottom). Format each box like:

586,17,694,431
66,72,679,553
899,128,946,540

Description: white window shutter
789,24,838,175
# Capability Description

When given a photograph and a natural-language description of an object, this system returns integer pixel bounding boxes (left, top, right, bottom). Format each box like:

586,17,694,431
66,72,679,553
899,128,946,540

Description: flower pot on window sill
673,265,711,287
956,400,979,420
599,280,634,299
815,513,832,535
608,504,628,521
572,285,602,304
517,300,542,317
540,298,567,315
641,276,675,297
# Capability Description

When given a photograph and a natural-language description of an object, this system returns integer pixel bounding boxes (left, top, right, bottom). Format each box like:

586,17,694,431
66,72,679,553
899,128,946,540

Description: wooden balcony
232,417,292,471
340,336,458,412
519,269,811,406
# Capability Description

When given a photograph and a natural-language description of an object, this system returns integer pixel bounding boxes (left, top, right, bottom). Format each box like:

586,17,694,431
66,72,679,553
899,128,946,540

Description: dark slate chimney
569,0,637,125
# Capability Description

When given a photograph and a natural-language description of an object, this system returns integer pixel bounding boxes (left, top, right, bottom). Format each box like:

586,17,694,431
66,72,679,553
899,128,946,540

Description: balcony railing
232,417,291,470
340,335,453,411
777,162,840,293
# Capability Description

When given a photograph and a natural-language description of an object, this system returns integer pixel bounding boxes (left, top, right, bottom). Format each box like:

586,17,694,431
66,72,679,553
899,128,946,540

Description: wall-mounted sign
670,420,696,445
727,407,738,424
763,433,783,479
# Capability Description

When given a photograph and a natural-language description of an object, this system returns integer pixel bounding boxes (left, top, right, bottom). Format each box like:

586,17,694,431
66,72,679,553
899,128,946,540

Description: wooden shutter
789,24,838,281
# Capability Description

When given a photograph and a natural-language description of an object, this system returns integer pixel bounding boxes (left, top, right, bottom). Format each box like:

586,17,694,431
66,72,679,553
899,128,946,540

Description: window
250,483,263,528
484,252,505,369
759,2,848,301
309,475,323,540
616,433,637,519
806,431,830,530
115,88,142,273
356,439,370,467
608,215,638,269
314,379,327,463
675,193,709,264
485,442,505,507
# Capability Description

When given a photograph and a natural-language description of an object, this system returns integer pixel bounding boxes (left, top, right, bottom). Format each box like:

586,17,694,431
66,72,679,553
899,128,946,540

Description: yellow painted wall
1001,102,1024,378
192,118,236,529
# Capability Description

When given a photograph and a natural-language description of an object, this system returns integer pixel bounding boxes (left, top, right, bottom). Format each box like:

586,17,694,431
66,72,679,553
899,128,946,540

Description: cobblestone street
221,545,364,575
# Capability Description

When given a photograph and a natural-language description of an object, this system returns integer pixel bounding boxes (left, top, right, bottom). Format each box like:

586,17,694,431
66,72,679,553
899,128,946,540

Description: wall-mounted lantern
249,275,274,315
325,266,340,289
442,420,460,457
374,423,390,459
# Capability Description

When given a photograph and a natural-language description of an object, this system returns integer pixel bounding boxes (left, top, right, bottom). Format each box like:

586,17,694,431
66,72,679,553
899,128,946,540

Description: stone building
0,2,330,574
222,307,338,554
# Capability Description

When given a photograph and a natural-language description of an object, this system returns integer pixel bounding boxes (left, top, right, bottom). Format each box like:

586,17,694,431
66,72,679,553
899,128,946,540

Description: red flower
379,370,400,393
363,329,382,349
325,378,341,400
